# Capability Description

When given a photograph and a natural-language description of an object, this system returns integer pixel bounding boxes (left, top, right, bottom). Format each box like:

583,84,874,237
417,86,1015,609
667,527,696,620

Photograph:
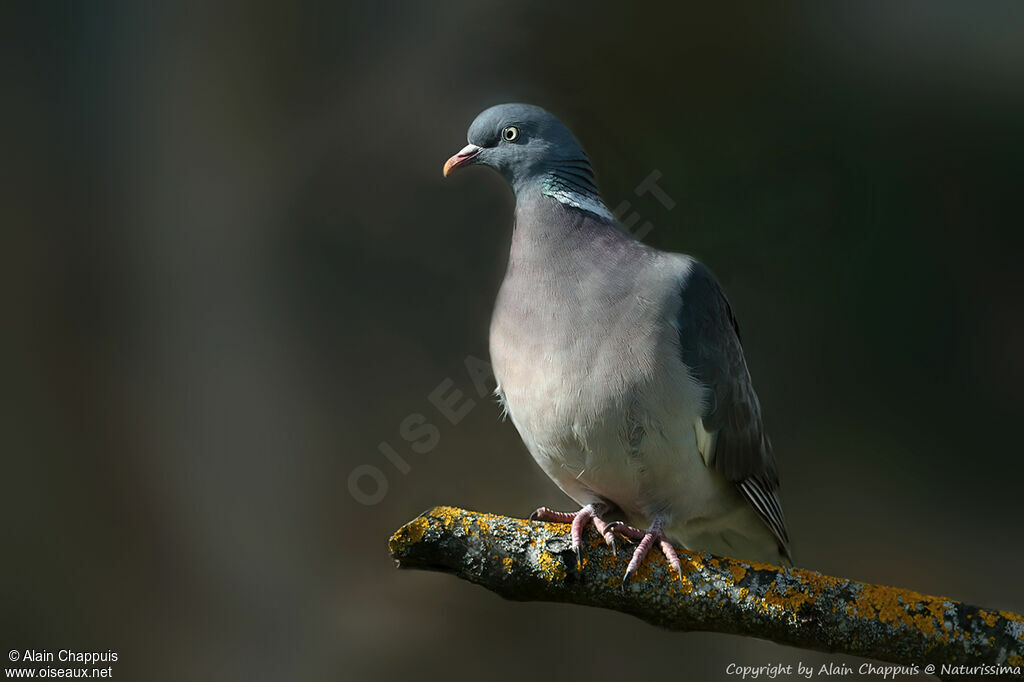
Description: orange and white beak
443,144,483,177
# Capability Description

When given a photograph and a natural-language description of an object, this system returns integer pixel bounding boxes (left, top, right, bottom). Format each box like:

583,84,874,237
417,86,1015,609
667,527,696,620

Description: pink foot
529,504,618,567
605,519,684,587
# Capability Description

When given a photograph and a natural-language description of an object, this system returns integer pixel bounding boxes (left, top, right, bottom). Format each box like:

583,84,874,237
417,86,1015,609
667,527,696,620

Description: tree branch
389,506,1024,678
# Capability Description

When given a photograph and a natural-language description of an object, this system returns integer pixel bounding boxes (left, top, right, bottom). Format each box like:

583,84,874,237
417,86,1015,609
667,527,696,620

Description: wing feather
677,261,792,562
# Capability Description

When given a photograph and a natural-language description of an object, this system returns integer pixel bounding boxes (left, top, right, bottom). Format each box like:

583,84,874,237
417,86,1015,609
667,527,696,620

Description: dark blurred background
3,2,1023,680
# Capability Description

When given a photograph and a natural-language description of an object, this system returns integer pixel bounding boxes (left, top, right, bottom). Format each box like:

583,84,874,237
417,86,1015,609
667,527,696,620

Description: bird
443,103,792,584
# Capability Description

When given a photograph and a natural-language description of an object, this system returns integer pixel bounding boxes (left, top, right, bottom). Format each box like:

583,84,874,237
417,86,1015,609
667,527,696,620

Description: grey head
443,103,604,207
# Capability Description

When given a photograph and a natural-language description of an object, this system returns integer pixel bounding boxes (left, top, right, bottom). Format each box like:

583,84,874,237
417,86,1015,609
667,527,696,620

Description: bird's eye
502,126,519,142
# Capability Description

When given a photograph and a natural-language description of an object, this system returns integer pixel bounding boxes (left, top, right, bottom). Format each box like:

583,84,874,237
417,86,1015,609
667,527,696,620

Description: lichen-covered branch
389,506,1024,678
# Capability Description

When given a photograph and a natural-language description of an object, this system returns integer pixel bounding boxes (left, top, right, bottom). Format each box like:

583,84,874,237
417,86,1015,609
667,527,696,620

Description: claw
603,520,641,543
530,507,576,524
528,504,616,569
605,534,617,557
535,509,686,585
591,516,618,556
659,538,684,582
617,520,685,585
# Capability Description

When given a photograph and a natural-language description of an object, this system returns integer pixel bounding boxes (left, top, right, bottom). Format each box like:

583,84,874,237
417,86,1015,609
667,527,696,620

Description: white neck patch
542,186,615,221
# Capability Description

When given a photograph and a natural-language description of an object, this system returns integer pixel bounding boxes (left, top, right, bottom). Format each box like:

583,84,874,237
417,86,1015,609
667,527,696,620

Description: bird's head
443,103,591,191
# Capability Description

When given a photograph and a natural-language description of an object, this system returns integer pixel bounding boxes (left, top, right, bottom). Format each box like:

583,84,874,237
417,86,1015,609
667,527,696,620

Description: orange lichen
429,506,514,539
847,583,950,641
502,557,514,573
675,574,694,595
979,609,999,627
536,549,566,582
759,579,812,614
687,554,707,573
743,557,782,573
727,562,748,583
432,506,464,531
789,567,846,594
998,609,1024,636
731,565,866,621
388,515,430,553
598,550,619,571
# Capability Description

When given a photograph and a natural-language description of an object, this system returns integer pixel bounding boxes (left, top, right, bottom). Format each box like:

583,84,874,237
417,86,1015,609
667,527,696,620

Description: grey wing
676,261,792,562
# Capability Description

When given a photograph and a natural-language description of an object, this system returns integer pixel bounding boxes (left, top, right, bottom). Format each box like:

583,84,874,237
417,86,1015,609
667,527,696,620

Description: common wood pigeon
443,103,792,585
